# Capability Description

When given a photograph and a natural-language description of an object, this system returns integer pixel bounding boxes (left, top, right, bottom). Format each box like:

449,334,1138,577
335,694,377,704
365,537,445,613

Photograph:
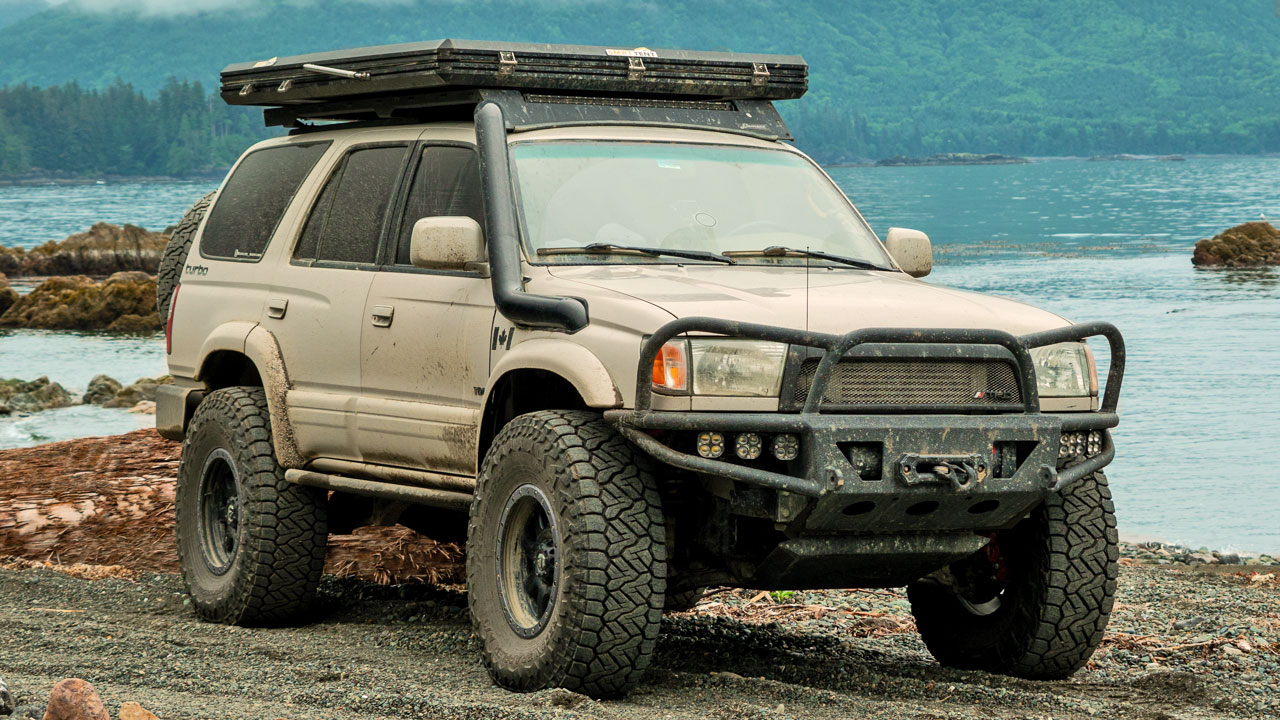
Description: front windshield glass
511,141,892,267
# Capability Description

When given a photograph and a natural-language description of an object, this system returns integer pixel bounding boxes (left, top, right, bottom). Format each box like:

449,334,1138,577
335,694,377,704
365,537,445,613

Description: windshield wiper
724,246,893,271
537,243,736,264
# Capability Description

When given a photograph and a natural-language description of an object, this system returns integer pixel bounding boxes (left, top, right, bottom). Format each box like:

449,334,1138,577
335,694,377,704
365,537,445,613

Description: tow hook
898,453,988,491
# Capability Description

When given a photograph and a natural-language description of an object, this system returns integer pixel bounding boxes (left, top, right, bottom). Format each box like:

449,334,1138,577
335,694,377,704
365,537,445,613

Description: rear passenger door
357,143,496,475
267,140,412,462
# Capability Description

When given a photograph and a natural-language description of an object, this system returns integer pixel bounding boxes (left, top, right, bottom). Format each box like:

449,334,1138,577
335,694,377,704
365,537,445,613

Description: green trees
0,79,270,178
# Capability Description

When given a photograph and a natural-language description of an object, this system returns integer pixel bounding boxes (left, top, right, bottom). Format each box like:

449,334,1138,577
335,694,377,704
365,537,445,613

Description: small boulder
0,377,77,413
1192,221,1280,267
127,401,156,415
40,678,109,720
82,375,122,406
117,702,160,720
0,274,160,332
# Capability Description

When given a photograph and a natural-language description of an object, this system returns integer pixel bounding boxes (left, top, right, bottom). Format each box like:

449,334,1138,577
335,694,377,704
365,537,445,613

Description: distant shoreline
0,171,227,187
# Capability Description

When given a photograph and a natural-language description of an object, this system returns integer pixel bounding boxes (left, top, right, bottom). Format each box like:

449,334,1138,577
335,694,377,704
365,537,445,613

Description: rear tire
467,410,666,698
156,191,215,320
176,386,328,625
908,471,1118,679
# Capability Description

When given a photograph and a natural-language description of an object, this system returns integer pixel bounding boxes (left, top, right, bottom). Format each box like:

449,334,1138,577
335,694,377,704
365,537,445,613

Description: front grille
793,358,1021,408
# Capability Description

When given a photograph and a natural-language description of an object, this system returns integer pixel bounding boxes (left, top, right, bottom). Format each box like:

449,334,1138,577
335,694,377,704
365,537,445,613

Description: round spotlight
735,433,762,460
772,433,799,461
696,432,725,459
1087,431,1102,456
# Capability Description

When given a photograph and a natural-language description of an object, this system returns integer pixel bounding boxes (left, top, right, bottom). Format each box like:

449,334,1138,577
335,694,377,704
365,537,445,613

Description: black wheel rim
198,448,241,576
496,484,560,638
952,535,1010,617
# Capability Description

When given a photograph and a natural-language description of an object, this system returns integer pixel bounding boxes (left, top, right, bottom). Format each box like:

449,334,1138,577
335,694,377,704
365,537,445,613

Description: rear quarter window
199,141,331,262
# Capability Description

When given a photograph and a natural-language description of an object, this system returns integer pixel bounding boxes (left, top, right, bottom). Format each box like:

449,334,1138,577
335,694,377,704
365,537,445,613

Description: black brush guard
606,317,1125,506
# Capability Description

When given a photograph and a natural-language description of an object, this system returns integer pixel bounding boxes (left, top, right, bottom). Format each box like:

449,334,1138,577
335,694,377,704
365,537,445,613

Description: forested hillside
1,0,1279,177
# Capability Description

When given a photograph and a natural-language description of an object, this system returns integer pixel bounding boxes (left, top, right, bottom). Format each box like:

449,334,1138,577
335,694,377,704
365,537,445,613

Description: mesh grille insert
793,358,1021,407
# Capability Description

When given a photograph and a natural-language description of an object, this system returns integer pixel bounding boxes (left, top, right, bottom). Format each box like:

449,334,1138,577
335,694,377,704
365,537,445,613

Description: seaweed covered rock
0,272,161,331
104,376,173,409
0,222,168,276
1192,221,1280,267
0,272,17,316
82,374,123,405
0,377,76,415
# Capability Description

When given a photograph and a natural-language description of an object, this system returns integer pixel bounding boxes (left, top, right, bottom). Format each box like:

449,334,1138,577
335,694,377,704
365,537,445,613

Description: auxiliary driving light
1086,431,1103,456
735,433,763,460
697,432,725,459
772,434,799,461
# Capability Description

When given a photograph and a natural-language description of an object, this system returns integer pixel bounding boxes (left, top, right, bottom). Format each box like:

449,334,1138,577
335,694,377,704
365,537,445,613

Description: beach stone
0,675,13,715
1219,552,1242,565
1173,616,1211,631
105,377,172,409
12,705,46,720
0,222,167,277
117,701,160,720
82,375,122,406
40,678,109,720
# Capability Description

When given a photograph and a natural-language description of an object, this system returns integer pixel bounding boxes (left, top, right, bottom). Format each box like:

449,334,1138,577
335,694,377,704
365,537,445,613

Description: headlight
650,338,786,396
691,339,786,396
1030,342,1096,397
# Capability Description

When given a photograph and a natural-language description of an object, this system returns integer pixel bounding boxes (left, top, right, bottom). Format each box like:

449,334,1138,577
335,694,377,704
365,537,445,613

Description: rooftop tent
220,39,808,139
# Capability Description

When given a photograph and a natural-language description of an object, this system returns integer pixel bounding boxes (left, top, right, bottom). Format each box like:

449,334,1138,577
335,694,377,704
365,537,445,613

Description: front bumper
606,316,1125,534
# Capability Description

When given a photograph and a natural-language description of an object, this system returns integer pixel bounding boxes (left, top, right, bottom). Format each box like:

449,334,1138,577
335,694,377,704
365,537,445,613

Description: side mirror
884,227,932,278
410,216,487,272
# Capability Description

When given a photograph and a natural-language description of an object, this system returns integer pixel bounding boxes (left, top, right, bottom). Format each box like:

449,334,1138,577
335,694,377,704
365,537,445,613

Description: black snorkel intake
475,101,590,333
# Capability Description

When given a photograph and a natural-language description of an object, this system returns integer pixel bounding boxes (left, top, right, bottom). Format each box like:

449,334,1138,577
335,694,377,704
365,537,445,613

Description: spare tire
156,191,215,320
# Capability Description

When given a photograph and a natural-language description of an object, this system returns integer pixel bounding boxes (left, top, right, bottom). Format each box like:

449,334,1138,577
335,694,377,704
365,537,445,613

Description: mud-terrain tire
156,191,215,320
907,471,1118,679
664,587,706,612
176,386,328,626
467,410,667,698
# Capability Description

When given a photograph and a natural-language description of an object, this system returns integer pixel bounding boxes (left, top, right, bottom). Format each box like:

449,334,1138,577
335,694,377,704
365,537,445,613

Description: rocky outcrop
0,377,76,415
876,152,1029,167
0,272,160,331
1192,221,1280,268
0,222,168,277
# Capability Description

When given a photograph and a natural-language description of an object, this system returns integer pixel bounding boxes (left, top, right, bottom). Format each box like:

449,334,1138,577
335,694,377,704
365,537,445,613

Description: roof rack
221,39,807,140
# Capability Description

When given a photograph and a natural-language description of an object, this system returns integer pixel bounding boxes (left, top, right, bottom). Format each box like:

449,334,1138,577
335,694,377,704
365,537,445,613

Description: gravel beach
0,431,1276,719
0,552,1275,720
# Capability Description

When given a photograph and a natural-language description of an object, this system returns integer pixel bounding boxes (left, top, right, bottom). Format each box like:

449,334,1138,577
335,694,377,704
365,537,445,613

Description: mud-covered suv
158,41,1125,697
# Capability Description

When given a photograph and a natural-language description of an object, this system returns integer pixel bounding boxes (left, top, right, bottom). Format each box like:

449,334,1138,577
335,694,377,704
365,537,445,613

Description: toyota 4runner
157,40,1126,698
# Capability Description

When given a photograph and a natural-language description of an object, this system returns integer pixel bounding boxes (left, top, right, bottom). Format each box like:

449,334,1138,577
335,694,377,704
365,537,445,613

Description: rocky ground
0,431,1276,719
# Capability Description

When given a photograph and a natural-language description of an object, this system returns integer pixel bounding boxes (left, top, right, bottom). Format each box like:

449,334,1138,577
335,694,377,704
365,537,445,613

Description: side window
295,144,409,265
200,142,330,262
396,145,485,265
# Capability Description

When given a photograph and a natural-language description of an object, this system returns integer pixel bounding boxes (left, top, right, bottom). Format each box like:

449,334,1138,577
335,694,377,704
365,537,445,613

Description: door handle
267,297,288,319
370,305,394,328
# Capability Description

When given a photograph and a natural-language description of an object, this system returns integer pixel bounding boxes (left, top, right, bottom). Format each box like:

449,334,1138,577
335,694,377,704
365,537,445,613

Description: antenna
805,246,810,332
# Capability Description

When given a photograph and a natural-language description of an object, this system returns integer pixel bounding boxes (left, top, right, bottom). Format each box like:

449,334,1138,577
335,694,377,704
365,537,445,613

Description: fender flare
195,322,303,469
485,339,622,410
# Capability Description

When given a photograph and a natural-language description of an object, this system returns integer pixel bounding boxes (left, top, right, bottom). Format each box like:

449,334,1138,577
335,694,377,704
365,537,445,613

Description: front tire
907,471,1118,679
467,410,666,698
176,386,328,625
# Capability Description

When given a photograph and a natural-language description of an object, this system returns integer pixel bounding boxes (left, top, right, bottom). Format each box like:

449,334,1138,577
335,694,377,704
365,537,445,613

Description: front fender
486,338,622,408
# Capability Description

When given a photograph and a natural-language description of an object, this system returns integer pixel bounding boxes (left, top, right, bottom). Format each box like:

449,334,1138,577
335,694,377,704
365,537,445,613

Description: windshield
511,141,893,267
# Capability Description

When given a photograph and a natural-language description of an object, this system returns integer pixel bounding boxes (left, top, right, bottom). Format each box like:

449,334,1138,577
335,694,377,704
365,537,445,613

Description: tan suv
157,40,1126,698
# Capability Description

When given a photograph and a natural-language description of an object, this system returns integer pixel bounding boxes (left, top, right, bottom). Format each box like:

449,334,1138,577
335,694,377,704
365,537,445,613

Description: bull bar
605,317,1125,499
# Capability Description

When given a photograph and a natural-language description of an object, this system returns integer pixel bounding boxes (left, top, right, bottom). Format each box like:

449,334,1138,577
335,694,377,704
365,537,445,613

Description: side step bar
284,469,473,510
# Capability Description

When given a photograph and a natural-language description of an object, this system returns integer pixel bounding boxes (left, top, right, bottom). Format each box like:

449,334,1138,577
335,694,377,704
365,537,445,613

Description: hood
543,264,1069,336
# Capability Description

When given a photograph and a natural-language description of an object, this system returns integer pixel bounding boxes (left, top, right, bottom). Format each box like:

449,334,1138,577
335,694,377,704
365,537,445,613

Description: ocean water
0,158,1277,553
